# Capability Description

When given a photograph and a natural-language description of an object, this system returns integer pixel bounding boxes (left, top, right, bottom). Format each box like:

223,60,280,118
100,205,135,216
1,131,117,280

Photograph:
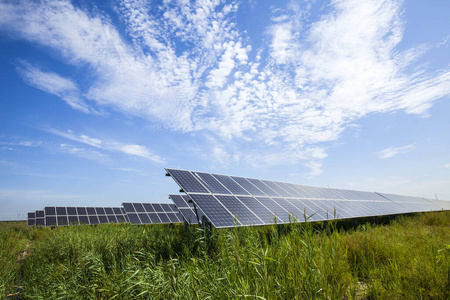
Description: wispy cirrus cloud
49,128,164,163
17,62,92,113
377,144,415,159
0,0,448,175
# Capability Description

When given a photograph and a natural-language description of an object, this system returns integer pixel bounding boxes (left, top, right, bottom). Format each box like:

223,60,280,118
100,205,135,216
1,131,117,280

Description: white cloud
377,144,415,159
49,128,164,163
1,0,449,176
444,164,450,169
59,144,109,163
17,62,92,113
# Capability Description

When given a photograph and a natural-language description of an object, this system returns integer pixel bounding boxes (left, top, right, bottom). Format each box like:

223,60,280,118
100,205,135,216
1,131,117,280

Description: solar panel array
27,203,183,226
169,194,205,224
121,203,183,224
166,168,450,229
43,206,129,226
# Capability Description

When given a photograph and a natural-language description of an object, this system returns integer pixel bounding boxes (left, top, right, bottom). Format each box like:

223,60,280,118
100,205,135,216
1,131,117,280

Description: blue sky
0,0,449,220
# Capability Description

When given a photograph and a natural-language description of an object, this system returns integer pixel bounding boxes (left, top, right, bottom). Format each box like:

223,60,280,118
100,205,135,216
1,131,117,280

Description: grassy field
1,211,449,299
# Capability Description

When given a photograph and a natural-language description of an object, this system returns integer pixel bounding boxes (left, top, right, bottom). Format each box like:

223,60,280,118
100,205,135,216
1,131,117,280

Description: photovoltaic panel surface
122,202,183,224
27,212,35,226
169,194,204,224
41,207,128,226
166,168,450,228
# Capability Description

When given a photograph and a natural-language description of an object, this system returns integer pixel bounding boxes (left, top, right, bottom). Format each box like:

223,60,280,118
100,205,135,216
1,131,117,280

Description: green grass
1,211,449,299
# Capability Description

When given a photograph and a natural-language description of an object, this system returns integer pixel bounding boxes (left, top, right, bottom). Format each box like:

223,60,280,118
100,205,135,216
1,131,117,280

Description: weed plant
1,211,449,299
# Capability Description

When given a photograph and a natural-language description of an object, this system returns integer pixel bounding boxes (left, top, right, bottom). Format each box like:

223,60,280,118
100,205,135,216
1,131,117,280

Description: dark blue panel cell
45,216,57,226
67,207,77,215
167,213,180,223
35,218,45,226
95,207,106,215
215,195,263,226
254,197,289,223
133,203,145,213
236,196,275,224
149,214,161,223
78,215,89,225
138,213,151,224
140,203,152,212
194,172,231,194
166,169,209,193
122,203,135,213
174,212,184,222
35,210,44,218
57,216,69,226
127,213,141,224
262,181,294,197
189,194,237,228
89,215,100,224
153,204,164,213
87,207,97,215
68,216,79,224
247,179,280,197
212,174,250,195
56,207,67,216
116,215,127,223
45,207,56,216
168,204,178,212
160,204,171,212
113,207,123,214
28,212,35,219
77,207,87,215
231,177,266,196
158,213,170,223
104,207,114,214
170,195,188,207
98,215,108,224
27,214,35,226
107,215,118,223
179,208,198,224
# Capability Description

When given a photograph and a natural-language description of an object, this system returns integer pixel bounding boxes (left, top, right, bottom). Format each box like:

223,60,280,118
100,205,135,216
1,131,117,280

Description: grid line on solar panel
212,174,250,195
215,195,264,226
231,176,266,196
263,180,294,197
166,169,210,193
122,202,184,225
193,172,232,194
189,194,238,228
40,207,128,226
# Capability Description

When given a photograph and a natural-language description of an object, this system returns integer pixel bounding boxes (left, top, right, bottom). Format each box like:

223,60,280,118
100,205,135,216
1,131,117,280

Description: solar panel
27,212,35,226
35,210,45,226
166,168,450,228
169,194,205,224
42,206,128,226
121,202,183,224
377,193,441,213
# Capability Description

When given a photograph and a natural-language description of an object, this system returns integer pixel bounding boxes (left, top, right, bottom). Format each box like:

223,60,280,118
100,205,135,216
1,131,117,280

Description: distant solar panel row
121,203,183,224
166,168,450,228
27,203,183,226
43,206,129,226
